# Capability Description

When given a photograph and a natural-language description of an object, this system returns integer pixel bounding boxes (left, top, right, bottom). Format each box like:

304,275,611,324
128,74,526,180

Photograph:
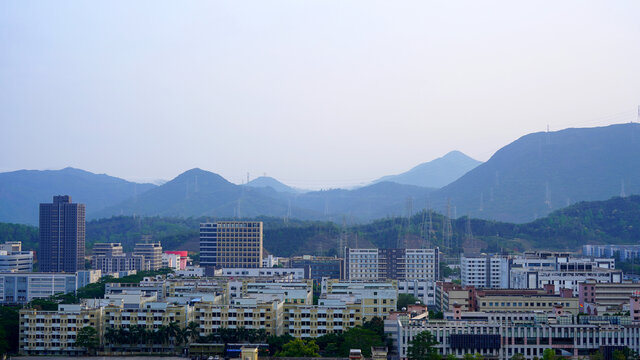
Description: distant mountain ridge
428,123,640,222
373,150,482,188
0,167,156,224
246,176,303,193
2,123,639,225
93,168,435,222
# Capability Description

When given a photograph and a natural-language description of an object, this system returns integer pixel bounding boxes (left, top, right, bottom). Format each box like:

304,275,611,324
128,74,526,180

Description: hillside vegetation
2,196,639,257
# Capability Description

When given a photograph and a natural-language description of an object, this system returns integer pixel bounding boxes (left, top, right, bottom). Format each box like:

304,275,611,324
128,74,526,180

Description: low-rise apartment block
19,304,103,356
193,297,284,337
284,301,363,337
321,279,398,319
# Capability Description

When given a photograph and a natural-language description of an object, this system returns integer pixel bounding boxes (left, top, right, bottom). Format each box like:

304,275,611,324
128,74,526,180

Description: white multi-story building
397,279,436,306
510,267,623,295
0,271,100,304
174,266,205,277
217,267,305,281
460,254,510,288
346,248,439,281
92,253,146,274
391,308,640,360
0,241,33,272
346,248,379,280
162,253,181,270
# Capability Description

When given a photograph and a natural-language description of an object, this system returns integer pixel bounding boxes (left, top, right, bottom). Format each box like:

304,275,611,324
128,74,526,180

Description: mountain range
428,123,640,222
373,150,481,188
0,167,156,224
1,123,639,225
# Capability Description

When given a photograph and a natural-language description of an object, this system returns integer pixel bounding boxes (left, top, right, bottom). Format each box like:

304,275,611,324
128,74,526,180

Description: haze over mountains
428,123,640,222
373,150,481,188
1,123,639,225
0,167,156,224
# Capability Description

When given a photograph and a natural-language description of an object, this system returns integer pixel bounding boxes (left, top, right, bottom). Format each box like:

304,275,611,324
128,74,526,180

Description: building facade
200,221,263,274
19,304,103,356
0,241,33,272
460,254,510,288
579,280,640,311
92,243,124,257
39,195,85,273
0,272,78,304
92,253,145,274
133,242,163,271
289,255,343,282
345,248,438,281
392,311,640,360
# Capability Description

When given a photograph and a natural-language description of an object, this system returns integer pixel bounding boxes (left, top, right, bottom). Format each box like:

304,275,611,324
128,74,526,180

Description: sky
1,1,639,189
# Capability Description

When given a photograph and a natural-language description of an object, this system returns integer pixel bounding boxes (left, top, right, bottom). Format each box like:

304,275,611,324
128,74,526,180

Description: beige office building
200,221,263,273
133,241,163,271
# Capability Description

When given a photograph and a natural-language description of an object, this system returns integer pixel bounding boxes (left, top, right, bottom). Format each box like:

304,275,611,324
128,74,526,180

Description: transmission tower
443,199,453,251
428,208,433,248
545,182,552,209
403,197,413,249
621,179,627,198
338,217,348,258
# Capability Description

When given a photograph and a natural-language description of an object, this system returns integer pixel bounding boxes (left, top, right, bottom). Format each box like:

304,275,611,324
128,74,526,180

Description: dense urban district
1,194,640,360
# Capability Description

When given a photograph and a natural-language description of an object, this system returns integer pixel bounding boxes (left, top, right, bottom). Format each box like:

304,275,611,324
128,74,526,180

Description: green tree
543,349,556,360
590,351,604,360
511,353,526,360
185,321,200,344
429,311,444,319
363,316,385,336
464,354,475,360
267,334,295,355
445,354,457,360
474,353,485,360
612,350,626,360
276,338,320,357
76,326,99,355
407,331,439,360
398,293,422,310
0,306,19,356
340,327,384,358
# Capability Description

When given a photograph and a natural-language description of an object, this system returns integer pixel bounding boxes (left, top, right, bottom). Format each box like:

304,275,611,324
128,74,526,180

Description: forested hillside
2,196,639,257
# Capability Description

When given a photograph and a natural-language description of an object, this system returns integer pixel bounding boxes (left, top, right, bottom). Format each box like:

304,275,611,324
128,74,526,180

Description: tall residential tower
39,195,85,273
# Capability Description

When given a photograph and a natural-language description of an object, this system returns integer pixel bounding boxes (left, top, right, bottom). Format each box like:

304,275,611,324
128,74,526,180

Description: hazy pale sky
1,1,639,189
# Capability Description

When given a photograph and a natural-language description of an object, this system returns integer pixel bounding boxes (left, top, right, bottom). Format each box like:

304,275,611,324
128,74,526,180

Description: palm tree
168,322,182,345
104,327,118,347
186,321,200,344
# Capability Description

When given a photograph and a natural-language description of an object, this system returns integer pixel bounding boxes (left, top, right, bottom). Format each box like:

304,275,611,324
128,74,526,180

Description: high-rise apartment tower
39,195,85,272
